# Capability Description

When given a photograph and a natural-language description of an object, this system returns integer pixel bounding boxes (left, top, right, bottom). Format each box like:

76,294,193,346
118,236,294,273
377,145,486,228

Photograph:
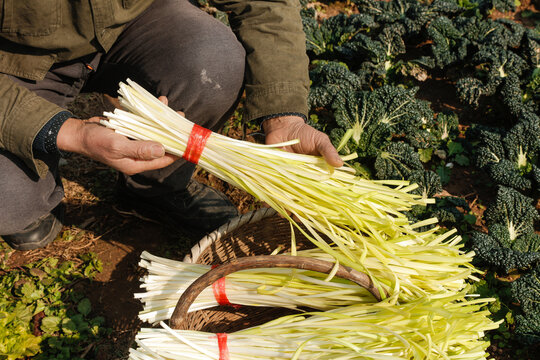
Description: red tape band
217,333,229,360
183,124,211,164
211,265,241,309
212,276,232,306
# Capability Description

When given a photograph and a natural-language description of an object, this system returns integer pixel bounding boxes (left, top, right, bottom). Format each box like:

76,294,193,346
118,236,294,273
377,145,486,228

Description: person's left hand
263,115,343,167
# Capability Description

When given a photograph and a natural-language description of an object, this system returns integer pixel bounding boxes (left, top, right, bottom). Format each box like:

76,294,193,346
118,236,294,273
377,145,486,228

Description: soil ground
1,1,539,359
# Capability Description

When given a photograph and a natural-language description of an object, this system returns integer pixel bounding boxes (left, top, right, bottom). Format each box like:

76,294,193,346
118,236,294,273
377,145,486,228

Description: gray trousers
0,0,245,234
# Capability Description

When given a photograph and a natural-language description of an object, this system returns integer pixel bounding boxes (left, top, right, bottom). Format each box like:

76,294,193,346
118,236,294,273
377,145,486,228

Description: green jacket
0,0,309,177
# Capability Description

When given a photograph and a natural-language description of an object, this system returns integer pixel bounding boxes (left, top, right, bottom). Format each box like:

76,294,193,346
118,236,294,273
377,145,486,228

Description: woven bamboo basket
174,208,379,332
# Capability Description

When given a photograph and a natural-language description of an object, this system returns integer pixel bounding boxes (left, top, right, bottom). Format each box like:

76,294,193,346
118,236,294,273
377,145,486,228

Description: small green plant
436,162,452,185
0,253,108,360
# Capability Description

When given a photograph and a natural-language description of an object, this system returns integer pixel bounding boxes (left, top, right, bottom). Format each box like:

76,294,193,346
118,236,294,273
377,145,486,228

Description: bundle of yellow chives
129,289,500,360
102,80,469,298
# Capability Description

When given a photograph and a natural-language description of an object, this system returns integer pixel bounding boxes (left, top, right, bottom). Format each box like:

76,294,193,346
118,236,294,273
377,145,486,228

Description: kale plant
374,142,425,180
471,117,540,193
329,85,435,158
523,28,540,69
471,186,540,273
427,16,470,68
471,231,540,273
457,18,525,49
511,264,540,345
430,111,460,145
302,13,377,60
455,46,528,110
523,29,540,110
353,0,416,26
373,142,442,200
484,186,539,242
482,0,519,13
308,61,366,110
407,196,473,231
408,169,444,198
346,23,408,81
354,0,461,36
329,89,393,159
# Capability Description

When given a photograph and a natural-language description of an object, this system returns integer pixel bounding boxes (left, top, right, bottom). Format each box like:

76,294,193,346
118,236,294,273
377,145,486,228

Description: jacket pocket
1,0,60,36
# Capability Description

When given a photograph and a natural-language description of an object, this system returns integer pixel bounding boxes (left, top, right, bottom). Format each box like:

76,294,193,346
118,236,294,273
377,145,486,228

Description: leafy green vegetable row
300,0,539,346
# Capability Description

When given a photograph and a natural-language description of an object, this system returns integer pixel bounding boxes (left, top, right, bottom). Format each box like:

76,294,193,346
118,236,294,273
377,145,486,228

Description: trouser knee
94,0,247,130
89,0,247,195
158,27,246,130
0,151,63,234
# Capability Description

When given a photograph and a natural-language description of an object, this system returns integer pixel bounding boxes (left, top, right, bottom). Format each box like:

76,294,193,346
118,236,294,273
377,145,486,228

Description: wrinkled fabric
0,0,310,176
0,0,247,232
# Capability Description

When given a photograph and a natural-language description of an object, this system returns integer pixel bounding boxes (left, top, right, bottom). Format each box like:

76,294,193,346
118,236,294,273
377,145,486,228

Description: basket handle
169,255,382,329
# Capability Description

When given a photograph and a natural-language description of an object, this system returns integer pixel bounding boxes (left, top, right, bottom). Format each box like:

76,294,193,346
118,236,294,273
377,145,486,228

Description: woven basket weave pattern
183,208,315,332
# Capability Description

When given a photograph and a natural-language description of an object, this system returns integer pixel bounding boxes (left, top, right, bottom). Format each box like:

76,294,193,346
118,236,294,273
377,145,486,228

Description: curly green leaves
511,265,540,344
472,118,540,192
308,61,365,110
471,231,540,273
330,85,435,155
374,142,423,180
471,186,540,273
302,13,376,59
428,16,470,68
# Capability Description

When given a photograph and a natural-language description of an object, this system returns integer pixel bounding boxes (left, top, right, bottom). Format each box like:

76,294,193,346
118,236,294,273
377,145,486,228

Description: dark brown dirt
491,0,540,28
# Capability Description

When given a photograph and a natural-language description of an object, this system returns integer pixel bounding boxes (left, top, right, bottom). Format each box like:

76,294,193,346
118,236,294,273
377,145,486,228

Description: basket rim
183,207,278,263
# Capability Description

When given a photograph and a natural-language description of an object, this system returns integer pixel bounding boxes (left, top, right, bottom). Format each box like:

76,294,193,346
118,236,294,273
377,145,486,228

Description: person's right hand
57,116,177,175
263,115,343,167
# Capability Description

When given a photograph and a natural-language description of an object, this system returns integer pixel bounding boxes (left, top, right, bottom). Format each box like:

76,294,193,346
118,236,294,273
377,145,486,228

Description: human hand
263,115,343,167
57,96,178,175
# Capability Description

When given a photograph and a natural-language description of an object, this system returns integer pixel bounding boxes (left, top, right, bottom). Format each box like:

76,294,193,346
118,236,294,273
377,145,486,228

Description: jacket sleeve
210,0,310,122
0,74,66,177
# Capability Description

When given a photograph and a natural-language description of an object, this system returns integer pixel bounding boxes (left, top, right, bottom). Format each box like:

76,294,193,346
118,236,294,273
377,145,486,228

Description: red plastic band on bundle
183,124,211,164
212,276,232,306
216,333,230,360
211,265,241,309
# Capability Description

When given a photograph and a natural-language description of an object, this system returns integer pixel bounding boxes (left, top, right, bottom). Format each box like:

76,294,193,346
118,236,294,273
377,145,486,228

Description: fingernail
151,144,164,158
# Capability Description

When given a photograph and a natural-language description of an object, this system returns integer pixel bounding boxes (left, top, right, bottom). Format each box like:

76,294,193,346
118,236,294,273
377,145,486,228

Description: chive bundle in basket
136,227,476,323
102,80,455,297
129,290,500,360
136,251,378,323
